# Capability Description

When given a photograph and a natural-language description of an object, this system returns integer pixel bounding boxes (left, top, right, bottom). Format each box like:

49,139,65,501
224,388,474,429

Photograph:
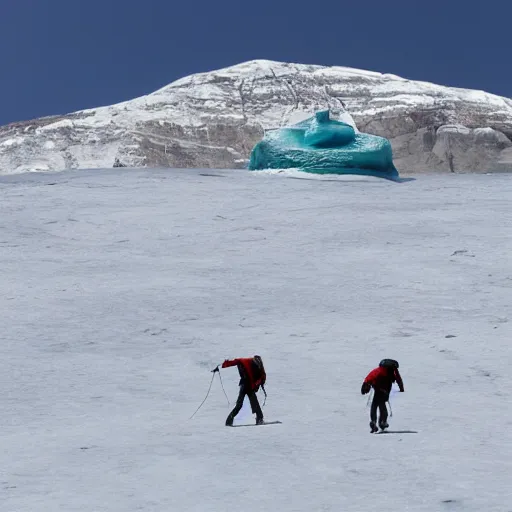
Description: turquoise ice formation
248,110,399,180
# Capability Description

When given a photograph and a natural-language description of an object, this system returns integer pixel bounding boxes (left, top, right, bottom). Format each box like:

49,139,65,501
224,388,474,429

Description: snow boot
256,418,264,425
379,420,389,431
370,421,379,433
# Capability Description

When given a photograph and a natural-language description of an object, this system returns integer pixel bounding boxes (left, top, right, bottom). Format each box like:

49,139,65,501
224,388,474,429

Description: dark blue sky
2,0,511,125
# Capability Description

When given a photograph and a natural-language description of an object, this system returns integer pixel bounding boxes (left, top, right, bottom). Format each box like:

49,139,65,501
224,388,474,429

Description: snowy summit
0,59,512,174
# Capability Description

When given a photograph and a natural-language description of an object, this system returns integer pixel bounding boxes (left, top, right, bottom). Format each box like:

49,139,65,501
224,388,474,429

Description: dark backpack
379,358,399,369
251,356,266,385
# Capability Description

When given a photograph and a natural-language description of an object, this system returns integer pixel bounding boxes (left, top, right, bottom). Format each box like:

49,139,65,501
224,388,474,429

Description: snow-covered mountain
1,59,512,174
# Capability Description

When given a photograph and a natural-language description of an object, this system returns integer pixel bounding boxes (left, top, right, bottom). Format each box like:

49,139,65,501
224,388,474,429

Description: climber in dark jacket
213,356,266,426
361,359,404,432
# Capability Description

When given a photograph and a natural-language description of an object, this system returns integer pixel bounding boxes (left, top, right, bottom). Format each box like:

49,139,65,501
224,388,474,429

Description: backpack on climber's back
379,359,399,369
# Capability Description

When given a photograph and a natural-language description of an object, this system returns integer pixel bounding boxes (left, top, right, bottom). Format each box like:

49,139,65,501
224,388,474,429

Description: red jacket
222,358,266,391
364,366,404,394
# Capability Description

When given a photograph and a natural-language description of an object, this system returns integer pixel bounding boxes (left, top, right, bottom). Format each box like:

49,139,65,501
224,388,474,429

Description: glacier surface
0,168,511,511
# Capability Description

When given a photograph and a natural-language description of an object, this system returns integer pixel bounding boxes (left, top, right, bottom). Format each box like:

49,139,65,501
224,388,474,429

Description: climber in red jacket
361,359,404,432
212,356,266,426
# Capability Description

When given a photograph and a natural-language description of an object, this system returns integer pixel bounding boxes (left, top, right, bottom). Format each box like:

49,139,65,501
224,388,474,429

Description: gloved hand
211,366,219,373
361,382,371,395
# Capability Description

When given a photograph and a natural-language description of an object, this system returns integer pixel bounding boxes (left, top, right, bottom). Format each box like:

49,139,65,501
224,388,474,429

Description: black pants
370,390,389,425
226,385,263,425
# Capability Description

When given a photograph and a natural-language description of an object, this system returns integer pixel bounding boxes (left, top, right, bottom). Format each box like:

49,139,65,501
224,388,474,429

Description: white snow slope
1,169,511,511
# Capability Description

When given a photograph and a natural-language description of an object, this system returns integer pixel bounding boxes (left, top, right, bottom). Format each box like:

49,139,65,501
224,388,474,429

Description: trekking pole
366,389,373,407
189,371,216,420
388,400,393,418
217,371,230,406
261,384,267,407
